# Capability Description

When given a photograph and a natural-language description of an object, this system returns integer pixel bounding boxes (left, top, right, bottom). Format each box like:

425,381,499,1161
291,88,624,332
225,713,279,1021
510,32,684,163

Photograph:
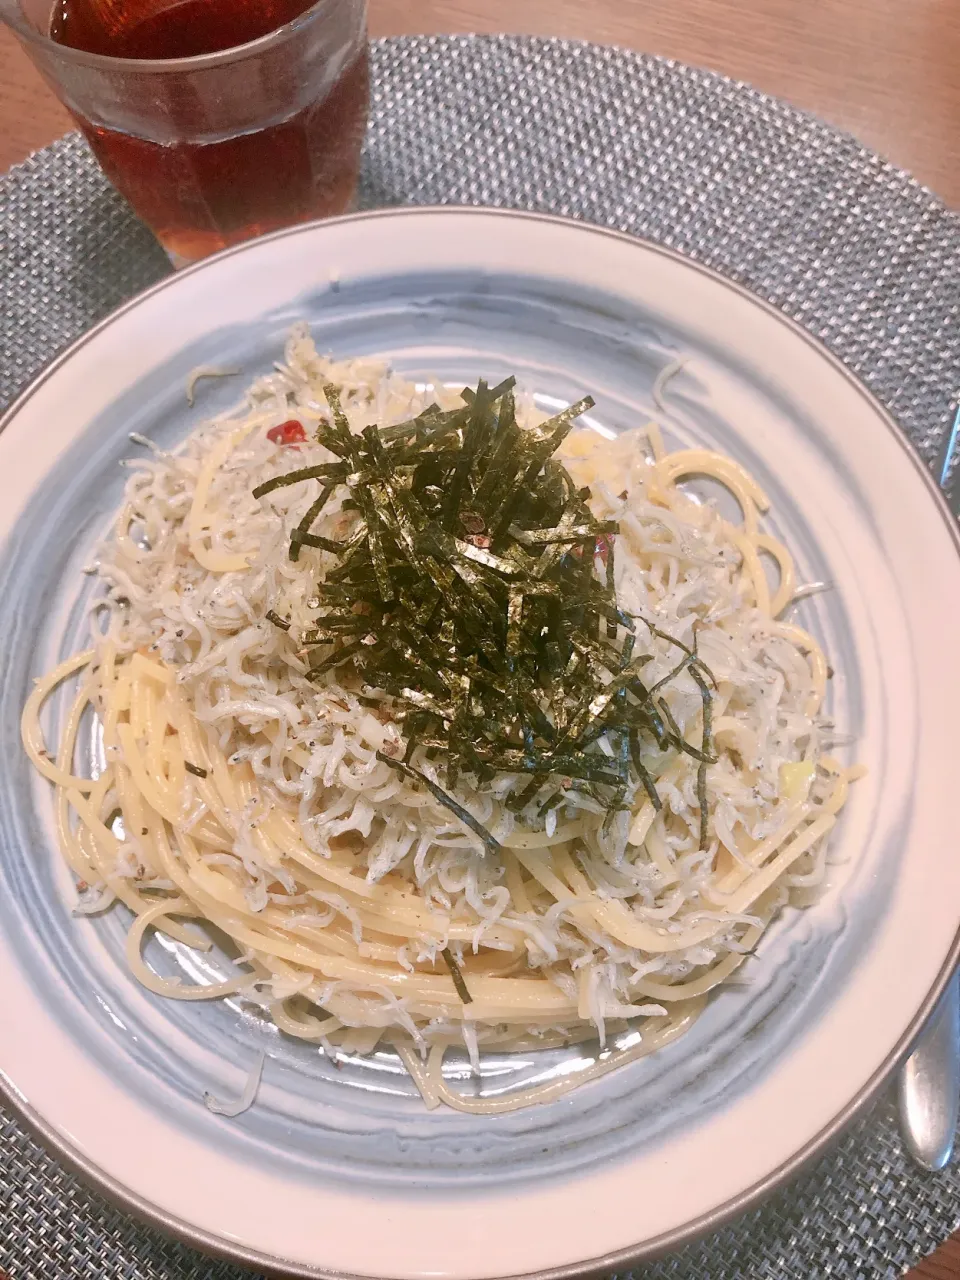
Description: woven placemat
1,32,959,1280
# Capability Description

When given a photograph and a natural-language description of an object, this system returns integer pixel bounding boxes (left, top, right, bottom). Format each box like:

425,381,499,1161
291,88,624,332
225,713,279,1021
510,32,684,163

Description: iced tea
41,0,369,262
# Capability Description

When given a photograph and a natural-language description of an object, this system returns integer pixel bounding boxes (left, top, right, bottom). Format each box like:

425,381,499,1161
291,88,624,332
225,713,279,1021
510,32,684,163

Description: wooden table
1,1,959,1276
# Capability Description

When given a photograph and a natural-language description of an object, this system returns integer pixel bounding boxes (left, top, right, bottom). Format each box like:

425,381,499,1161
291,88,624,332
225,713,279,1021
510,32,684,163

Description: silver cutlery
899,977,960,1169
897,403,960,1171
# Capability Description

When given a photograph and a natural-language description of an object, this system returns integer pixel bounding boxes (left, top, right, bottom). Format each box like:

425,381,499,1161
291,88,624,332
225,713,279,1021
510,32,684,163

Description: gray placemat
1,32,959,1280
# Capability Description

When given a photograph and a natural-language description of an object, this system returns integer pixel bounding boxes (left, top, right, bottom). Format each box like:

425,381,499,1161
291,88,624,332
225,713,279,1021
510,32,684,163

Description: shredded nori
255,380,718,852
185,762,208,779
441,947,474,1004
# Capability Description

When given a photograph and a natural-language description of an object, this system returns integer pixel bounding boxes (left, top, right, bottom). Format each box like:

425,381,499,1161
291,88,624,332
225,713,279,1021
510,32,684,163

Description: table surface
1,2,959,1277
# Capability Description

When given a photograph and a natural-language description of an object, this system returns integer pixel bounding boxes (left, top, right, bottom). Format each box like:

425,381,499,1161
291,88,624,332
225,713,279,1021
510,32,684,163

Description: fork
897,403,960,1171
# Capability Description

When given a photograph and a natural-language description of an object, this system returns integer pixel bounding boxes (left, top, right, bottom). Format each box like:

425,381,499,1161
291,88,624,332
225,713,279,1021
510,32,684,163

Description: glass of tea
1,0,369,264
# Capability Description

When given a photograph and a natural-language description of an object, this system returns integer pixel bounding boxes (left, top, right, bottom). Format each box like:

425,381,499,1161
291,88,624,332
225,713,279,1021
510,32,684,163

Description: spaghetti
21,327,859,1113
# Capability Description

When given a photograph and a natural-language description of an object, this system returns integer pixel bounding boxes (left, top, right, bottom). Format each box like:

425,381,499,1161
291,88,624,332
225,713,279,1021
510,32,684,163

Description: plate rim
1,203,957,1280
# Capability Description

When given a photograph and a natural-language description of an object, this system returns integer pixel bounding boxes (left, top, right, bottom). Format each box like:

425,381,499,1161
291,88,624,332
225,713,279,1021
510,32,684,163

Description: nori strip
252,463,346,499
629,728,662,811
441,947,474,1004
376,752,502,855
690,662,717,850
289,484,335,562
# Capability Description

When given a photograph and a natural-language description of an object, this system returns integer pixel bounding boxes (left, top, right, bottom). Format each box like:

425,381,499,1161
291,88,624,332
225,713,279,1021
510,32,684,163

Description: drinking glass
1,0,369,265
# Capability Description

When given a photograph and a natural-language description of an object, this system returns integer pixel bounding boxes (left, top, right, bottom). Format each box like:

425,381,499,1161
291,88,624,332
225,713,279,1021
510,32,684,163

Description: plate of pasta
2,208,960,1280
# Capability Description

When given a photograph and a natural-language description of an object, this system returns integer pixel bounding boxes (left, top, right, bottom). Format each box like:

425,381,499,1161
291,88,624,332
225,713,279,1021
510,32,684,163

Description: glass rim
2,0,352,72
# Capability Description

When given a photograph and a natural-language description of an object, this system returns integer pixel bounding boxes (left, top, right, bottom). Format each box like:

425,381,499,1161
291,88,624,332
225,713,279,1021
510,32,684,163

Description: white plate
1,208,958,1280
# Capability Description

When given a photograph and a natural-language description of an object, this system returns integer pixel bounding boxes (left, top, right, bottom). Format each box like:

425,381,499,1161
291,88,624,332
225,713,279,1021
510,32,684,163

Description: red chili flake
594,534,612,566
266,419,307,446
